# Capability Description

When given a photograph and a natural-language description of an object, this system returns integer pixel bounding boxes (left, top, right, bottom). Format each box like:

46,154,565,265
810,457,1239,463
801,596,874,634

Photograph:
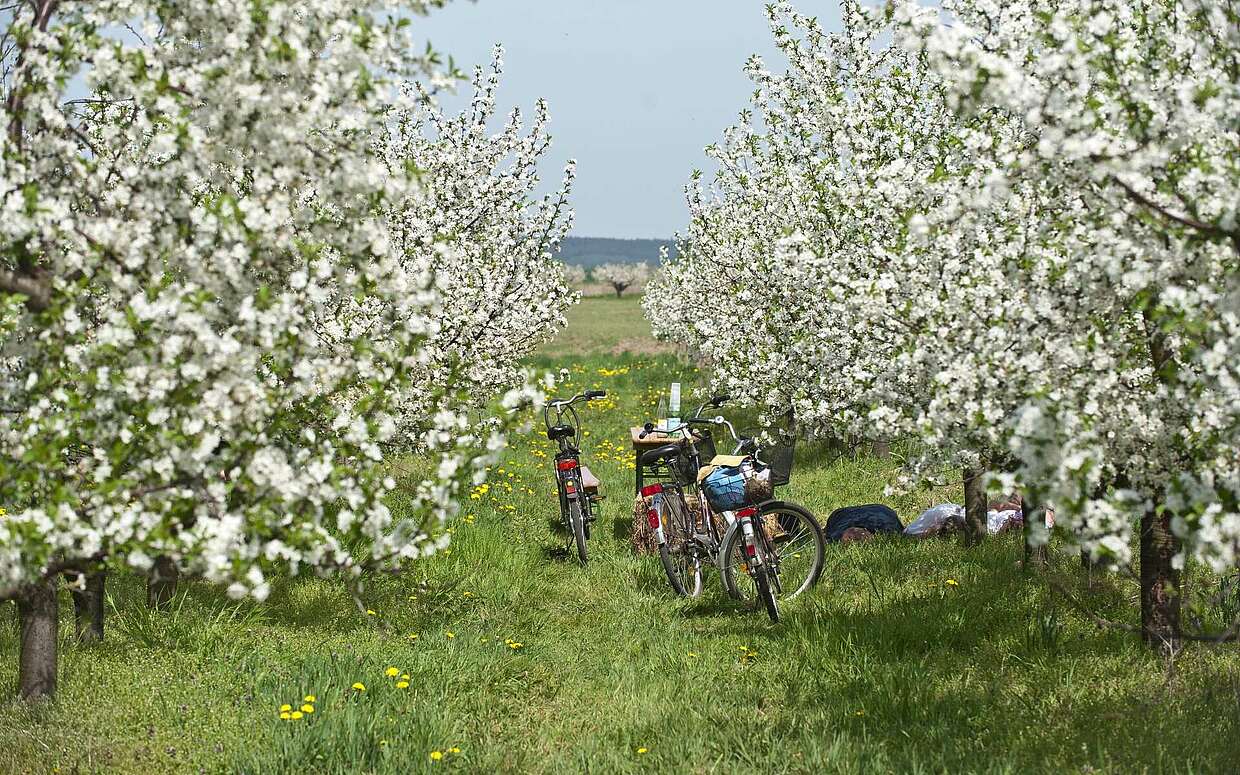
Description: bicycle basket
757,435,796,487
701,459,772,512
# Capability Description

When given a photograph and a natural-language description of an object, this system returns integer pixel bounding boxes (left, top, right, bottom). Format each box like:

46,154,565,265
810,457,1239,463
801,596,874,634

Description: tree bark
147,556,179,610
70,571,106,643
962,467,987,547
1139,506,1181,655
872,440,891,460
18,578,59,701
1022,495,1049,569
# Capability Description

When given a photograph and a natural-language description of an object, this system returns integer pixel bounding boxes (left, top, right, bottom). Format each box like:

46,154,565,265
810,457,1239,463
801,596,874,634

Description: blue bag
702,465,749,511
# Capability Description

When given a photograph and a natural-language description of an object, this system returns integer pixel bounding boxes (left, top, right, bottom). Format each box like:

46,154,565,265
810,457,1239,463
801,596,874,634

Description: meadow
1,296,1238,774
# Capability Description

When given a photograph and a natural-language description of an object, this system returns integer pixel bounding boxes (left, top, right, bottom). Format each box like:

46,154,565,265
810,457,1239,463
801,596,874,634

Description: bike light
564,480,576,495
557,459,578,471
737,506,759,518
745,543,757,558
646,508,661,530
640,483,663,498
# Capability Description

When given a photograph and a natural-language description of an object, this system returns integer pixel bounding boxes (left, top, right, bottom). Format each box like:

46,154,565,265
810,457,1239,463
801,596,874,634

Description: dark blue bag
824,504,903,543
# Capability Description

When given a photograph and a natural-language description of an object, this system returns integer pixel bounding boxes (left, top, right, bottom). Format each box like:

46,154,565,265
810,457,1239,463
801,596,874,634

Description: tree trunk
613,284,625,298
872,440,891,460
147,556,179,610
962,467,987,547
70,571,106,643
1139,506,1181,654
18,578,58,701
1022,495,1049,570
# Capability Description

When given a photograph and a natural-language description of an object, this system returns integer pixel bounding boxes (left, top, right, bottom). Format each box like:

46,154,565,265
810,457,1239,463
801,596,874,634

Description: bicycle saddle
639,444,681,466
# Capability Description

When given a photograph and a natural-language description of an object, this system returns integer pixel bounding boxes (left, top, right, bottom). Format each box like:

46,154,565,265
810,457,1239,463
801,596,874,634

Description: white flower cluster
645,0,1240,571
0,3,571,599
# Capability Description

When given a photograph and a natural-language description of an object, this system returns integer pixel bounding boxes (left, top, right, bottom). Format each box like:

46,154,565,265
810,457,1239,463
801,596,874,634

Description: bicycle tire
569,499,588,565
755,566,780,623
659,489,702,597
660,543,702,598
720,500,825,601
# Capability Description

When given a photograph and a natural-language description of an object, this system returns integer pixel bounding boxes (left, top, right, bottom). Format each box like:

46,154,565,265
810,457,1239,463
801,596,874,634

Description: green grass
536,293,671,357
3,296,1239,774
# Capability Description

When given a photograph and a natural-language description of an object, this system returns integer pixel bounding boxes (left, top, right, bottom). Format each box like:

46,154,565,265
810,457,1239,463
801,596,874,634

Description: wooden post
18,578,58,700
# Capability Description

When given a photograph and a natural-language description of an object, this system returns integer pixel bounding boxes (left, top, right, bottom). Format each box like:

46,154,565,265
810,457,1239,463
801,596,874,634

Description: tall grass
1,297,1237,774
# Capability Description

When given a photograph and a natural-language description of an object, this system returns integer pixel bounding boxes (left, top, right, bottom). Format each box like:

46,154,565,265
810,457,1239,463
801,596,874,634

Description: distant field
537,294,671,357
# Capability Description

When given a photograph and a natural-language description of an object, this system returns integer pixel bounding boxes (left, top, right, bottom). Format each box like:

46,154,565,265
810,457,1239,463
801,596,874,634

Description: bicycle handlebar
641,415,741,444
549,390,607,409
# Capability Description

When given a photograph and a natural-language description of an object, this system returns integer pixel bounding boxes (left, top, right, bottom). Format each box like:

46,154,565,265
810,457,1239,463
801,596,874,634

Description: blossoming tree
594,262,651,297
892,0,1240,650
0,0,563,699
645,2,1054,544
649,0,1240,651
377,48,576,413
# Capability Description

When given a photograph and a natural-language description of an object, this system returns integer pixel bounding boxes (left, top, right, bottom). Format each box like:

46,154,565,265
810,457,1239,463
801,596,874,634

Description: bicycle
545,390,607,565
636,397,825,622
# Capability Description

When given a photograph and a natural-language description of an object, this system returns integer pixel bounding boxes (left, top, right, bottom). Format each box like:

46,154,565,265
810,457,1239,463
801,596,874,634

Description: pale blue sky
418,1,842,239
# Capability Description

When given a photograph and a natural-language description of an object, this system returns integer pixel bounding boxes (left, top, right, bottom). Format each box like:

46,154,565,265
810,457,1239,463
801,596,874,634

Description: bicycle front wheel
754,566,780,623
721,500,824,603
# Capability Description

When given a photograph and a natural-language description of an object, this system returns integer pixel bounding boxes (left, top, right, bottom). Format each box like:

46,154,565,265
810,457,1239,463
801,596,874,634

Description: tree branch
1112,175,1235,241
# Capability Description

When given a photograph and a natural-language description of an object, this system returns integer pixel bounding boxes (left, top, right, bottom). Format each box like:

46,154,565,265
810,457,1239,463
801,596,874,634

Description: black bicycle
544,391,607,564
637,396,824,622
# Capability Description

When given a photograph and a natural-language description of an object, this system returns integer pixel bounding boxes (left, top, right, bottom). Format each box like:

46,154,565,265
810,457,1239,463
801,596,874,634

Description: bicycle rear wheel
721,500,824,603
659,489,702,597
569,499,588,565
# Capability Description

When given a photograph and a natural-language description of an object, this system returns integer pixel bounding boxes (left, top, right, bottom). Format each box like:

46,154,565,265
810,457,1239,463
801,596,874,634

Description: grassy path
2,296,1238,774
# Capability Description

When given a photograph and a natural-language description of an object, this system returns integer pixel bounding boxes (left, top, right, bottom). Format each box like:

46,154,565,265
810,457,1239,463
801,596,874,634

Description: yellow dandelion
430,751,444,761
279,704,292,712
636,747,649,755
290,711,303,720
352,682,366,691
303,695,316,703
366,609,376,616
946,578,959,587
445,631,455,639
279,712,291,720
449,747,461,754
385,667,400,678
401,673,410,681
396,680,410,689
301,704,314,714
408,633,420,641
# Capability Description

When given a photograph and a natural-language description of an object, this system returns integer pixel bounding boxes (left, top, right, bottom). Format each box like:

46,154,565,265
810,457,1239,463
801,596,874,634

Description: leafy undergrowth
2,297,1239,774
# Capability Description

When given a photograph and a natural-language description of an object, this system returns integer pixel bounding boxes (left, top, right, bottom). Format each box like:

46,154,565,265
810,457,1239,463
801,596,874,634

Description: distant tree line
558,237,676,269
